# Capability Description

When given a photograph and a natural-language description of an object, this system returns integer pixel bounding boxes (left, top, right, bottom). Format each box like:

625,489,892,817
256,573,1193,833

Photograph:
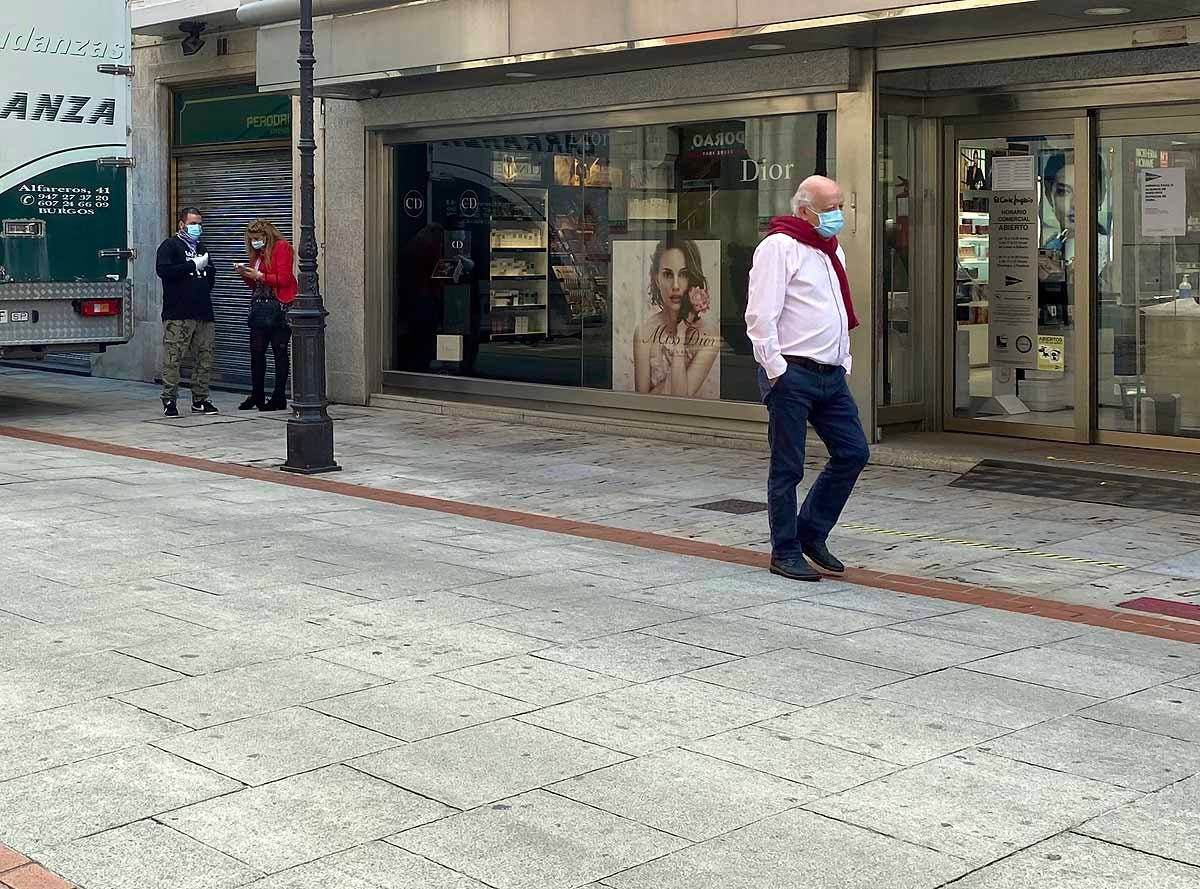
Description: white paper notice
1141,168,1187,237
436,335,463,362
991,155,1036,192
989,191,1040,369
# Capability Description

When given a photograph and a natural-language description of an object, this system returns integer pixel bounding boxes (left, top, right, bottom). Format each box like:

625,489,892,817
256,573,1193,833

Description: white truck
0,0,134,360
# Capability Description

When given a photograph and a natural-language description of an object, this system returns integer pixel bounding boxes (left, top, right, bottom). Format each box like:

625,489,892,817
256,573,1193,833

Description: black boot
260,395,288,412
239,395,264,411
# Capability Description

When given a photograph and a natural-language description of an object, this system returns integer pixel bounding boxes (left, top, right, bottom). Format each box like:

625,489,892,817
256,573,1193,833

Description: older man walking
745,175,870,582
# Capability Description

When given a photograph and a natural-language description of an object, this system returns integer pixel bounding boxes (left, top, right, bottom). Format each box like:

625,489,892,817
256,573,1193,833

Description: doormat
694,498,768,515
950,459,1200,516
1119,597,1200,622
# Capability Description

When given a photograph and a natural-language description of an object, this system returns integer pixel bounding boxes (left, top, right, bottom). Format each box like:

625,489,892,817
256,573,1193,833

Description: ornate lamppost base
281,415,342,474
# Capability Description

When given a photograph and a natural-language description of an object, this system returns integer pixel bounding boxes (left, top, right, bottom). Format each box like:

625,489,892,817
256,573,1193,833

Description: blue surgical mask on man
815,208,844,239
185,223,202,239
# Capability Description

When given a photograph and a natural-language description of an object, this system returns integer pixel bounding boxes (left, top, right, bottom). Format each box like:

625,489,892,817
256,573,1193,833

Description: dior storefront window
390,111,834,403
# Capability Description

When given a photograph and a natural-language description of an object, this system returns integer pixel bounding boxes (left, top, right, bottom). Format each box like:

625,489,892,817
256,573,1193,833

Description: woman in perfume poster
627,236,721,398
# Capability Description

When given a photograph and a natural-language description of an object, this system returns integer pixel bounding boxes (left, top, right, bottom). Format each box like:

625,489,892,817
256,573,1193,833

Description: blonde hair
245,219,285,265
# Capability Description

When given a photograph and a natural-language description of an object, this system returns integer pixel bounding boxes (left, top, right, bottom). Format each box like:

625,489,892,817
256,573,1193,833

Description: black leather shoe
770,558,822,582
239,395,263,411
803,542,845,577
260,396,288,412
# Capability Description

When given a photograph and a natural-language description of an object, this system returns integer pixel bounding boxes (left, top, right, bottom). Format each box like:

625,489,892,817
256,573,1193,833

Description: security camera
180,21,207,56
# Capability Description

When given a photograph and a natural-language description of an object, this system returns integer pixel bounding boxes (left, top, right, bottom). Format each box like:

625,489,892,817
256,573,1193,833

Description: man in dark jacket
158,207,218,416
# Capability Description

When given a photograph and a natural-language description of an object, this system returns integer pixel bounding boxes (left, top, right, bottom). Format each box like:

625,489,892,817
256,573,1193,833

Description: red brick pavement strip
0,844,73,889
3,422,1199,645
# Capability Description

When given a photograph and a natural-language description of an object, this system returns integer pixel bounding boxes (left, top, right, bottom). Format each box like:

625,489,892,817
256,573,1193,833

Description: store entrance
946,121,1084,441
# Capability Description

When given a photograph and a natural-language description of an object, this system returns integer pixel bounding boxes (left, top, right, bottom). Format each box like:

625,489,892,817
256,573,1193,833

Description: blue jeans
757,363,869,561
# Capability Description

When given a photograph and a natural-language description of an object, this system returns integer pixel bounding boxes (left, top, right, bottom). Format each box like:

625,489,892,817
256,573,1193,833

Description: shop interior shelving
487,185,549,338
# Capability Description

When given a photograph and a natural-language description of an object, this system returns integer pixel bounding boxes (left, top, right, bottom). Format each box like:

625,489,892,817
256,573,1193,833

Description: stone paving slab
311,590,521,638
0,650,181,716
946,832,1200,888
119,618,365,676
391,789,688,889
963,646,1187,698
640,613,831,656
477,597,694,644
314,622,551,681
757,695,1008,767
687,648,909,707
806,750,1140,865
36,820,264,889
117,655,388,729
352,719,627,810
240,841,492,889
1078,685,1200,742
0,746,241,853
155,706,402,786
441,655,630,706
874,669,1099,730
535,632,735,682
1078,773,1200,868
549,747,818,841
684,724,899,792
519,675,791,756
160,766,452,873
979,715,1200,792
605,808,969,889
0,698,186,783
800,627,996,674
309,675,535,741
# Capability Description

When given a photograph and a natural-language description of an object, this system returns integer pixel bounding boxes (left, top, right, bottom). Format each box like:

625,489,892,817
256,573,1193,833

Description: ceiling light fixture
1083,6,1131,15
505,71,536,78
748,43,786,51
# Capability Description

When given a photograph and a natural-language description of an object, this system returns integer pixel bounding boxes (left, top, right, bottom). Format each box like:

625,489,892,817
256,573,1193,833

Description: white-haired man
745,175,870,582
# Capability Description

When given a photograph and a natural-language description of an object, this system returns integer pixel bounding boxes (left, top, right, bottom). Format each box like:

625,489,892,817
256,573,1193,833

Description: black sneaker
191,400,219,414
803,542,846,577
162,399,178,418
769,557,822,582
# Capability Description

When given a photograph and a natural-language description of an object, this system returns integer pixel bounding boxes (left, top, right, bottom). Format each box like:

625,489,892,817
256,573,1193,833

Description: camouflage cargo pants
161,319,216,402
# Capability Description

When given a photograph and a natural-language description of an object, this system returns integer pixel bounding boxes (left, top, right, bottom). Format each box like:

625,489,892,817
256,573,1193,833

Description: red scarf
767,215,859,331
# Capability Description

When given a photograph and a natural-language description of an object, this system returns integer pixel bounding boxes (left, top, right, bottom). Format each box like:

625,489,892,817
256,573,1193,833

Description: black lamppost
283,0,340,474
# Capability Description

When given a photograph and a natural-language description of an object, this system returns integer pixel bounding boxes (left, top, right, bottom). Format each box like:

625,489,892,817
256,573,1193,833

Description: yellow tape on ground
1044,455,1200,479
839,522,1131,571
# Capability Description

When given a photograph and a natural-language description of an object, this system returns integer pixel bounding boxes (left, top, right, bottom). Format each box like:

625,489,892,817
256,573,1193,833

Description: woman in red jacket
235,219,296,411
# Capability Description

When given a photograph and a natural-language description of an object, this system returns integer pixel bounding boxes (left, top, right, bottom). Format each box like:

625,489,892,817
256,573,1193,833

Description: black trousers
250,324,291,401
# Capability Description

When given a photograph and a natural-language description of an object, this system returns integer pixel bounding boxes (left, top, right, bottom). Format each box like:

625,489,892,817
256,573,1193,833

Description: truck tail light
80,300,121,316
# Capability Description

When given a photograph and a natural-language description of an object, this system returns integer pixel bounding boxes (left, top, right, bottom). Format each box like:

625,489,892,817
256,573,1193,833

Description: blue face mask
815,208,844,239
185,223,202,239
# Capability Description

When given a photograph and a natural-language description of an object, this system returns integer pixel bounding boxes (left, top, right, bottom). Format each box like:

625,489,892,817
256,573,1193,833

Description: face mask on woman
251,239,266,251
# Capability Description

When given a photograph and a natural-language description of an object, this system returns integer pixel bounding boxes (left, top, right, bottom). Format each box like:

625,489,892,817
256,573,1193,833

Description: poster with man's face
611,238,722,400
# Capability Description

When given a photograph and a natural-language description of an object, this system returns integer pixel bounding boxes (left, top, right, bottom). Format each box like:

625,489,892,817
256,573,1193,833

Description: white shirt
745,232,852,380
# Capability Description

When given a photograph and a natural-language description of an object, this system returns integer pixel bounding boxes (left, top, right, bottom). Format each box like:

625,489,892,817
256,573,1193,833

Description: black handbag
247,279,286,331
